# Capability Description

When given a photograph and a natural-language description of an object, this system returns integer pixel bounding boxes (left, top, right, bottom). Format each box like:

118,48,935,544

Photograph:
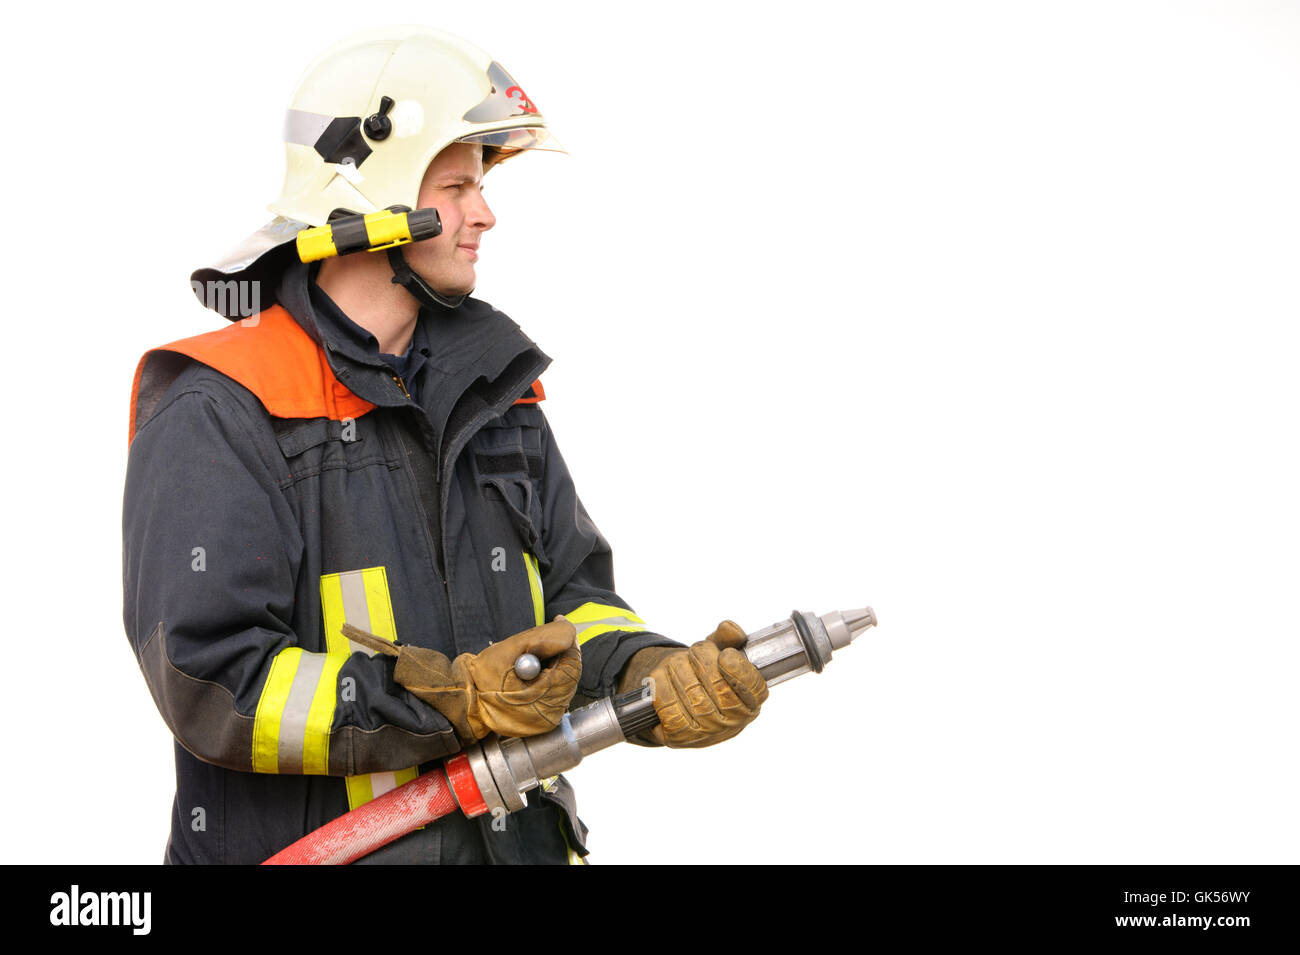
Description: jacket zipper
392,375,411,400
389,416,448,583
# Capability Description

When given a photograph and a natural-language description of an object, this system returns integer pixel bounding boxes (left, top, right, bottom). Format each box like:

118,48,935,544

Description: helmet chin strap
387,246,469,310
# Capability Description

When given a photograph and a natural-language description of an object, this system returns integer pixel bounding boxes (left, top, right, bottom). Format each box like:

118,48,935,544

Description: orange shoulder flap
514,378,546,405
129,305,376,444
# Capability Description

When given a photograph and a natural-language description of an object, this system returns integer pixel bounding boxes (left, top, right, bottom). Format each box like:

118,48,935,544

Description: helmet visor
458,126,566,154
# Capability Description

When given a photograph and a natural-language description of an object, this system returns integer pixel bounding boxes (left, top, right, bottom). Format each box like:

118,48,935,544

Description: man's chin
437,283,475,300
408,266,474,300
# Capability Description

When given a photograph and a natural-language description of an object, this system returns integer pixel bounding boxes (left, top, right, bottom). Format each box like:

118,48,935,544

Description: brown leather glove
341,617,581,744
620,621,769,749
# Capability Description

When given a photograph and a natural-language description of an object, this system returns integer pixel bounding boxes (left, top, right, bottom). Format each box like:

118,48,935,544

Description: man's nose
467,188,496,231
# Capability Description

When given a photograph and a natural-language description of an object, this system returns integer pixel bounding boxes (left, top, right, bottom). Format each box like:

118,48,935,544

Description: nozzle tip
846,607,877,634
822,606,877,650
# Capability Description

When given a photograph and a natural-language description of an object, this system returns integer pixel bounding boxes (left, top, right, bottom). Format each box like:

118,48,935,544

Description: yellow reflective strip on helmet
564,602,646,627
302,651,347,775
575,622,647,647
524,553,544,626
252,648,304,773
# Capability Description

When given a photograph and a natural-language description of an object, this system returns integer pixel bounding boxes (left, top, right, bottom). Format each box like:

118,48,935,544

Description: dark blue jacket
123,262,678,863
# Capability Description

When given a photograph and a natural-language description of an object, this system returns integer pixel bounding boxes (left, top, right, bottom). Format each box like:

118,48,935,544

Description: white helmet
192,25,563,317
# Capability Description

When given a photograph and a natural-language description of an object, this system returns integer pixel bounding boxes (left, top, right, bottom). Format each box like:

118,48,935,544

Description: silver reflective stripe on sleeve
563,602,648,646
276,651,326,770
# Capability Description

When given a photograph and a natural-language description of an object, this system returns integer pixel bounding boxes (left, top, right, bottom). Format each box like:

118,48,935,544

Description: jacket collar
275,260,550,477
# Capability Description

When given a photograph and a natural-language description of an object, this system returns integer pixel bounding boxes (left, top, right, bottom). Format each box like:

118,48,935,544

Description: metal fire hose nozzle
463,606,877,818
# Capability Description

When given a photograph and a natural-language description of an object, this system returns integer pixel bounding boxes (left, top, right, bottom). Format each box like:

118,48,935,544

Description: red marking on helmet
506,86,538,114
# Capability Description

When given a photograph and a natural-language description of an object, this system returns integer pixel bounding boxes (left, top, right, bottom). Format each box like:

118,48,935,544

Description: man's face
407,141,496,296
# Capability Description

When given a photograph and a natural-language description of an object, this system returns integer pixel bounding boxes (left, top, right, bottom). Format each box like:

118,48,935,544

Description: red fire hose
263,606,876,864
264,753,485,864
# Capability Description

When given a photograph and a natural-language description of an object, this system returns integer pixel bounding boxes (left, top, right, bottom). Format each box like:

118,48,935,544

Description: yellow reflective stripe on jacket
252,647,347,774
537,774,588,864
302,654,347,774
320,566,417,810
524,552,544,626
556,812,588,865
343,765,420,805
321,566,398,656
563,602,647,646
522,571,593,865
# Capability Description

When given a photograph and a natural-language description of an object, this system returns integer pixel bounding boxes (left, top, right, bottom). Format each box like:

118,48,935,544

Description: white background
0,0,1296,865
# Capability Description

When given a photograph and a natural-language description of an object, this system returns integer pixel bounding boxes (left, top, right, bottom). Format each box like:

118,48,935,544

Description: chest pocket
468,420,546,560
271,414,391,487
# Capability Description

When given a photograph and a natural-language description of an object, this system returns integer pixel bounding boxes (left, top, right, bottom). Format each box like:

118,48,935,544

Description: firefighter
123,25,768,864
